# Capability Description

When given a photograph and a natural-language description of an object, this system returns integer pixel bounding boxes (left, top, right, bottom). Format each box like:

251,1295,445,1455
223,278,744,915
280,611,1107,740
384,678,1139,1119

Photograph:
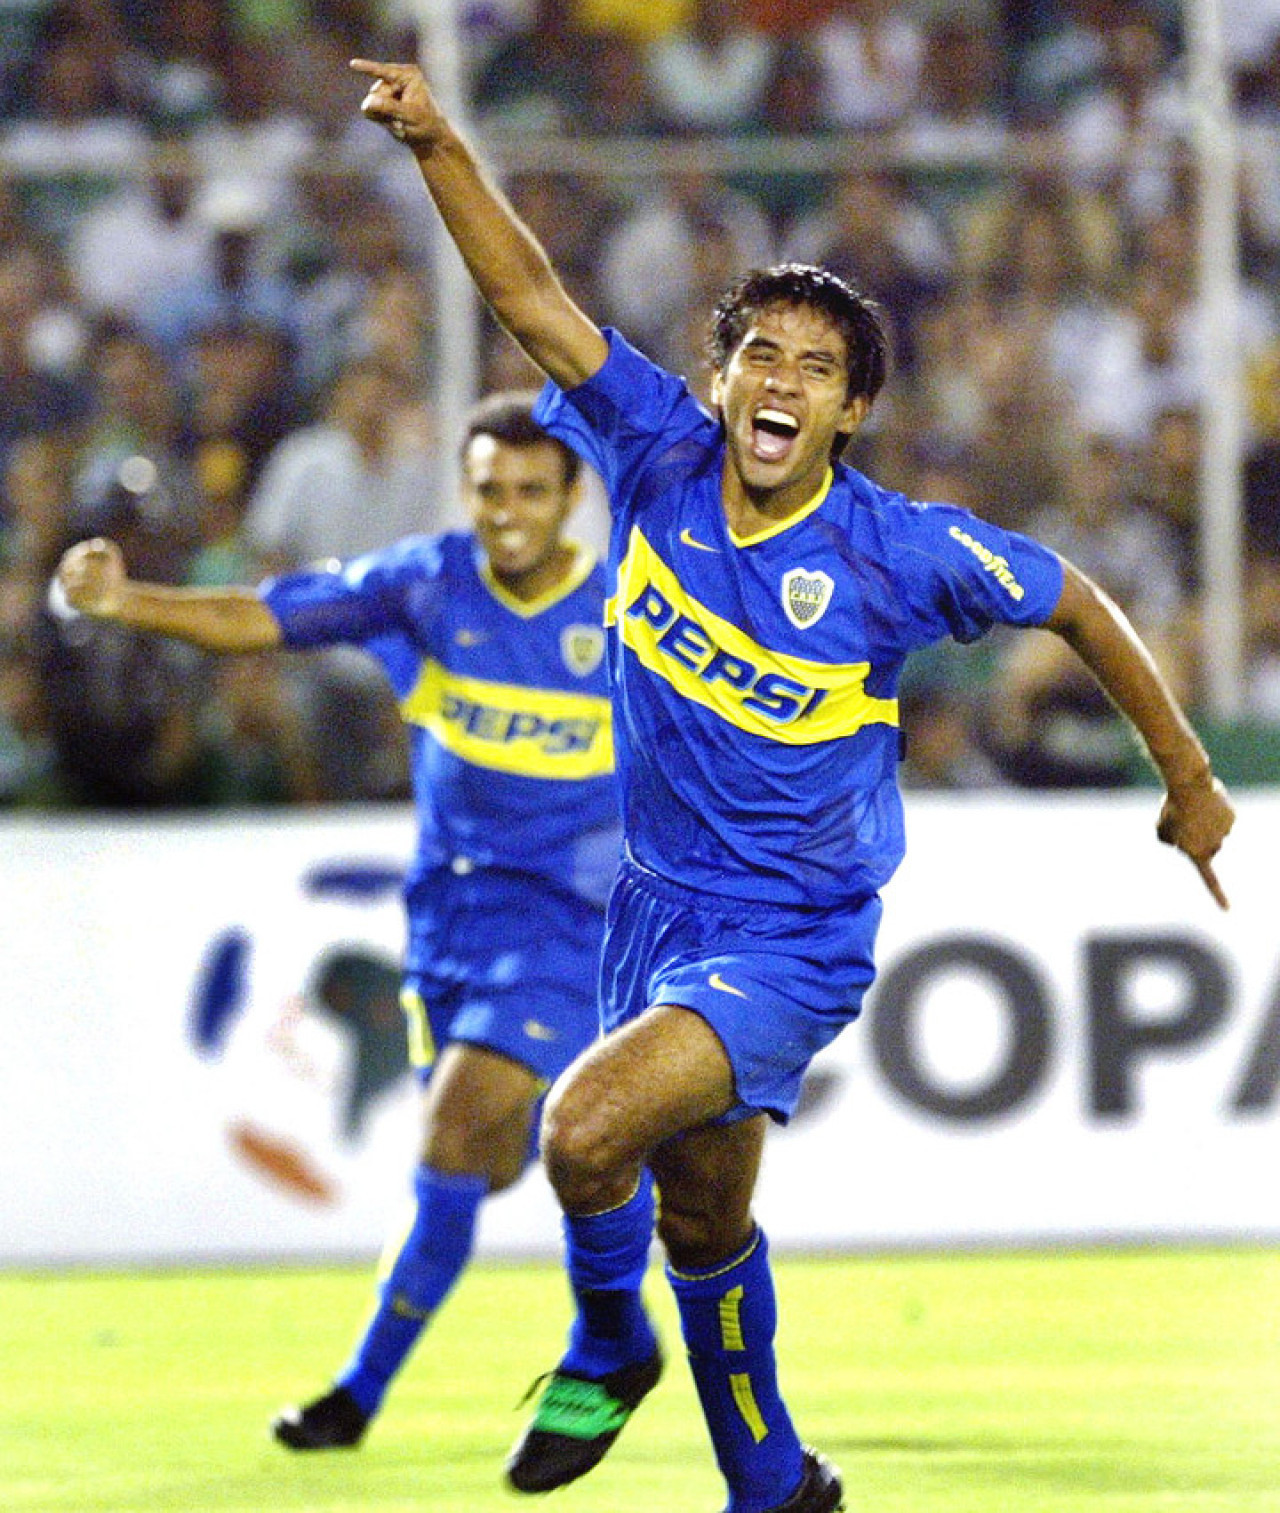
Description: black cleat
271,1385,369,1450
505,1349,663,1493
755,1448,845,1513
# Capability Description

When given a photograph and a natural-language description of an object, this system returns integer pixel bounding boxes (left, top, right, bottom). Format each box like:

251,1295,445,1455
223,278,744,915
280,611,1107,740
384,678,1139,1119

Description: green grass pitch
1,1246,1276,1512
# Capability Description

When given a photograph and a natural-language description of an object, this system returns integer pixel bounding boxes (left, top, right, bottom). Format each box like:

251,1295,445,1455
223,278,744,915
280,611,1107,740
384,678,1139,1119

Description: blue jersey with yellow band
260,532,620,921
535,329,1065,909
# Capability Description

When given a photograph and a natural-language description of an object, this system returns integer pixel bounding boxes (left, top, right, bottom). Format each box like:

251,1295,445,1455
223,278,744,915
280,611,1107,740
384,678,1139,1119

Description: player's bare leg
421,1042,545,1189
544,1003,739,1212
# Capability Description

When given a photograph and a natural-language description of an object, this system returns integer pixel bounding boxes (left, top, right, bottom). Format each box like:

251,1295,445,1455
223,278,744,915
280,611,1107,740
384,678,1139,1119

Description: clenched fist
56,538,128,618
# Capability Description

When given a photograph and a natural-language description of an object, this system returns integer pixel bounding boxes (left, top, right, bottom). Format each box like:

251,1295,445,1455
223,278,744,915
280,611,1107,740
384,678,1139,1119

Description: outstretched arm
55,538,282,654
350,57,608,391
1046,558,1235,908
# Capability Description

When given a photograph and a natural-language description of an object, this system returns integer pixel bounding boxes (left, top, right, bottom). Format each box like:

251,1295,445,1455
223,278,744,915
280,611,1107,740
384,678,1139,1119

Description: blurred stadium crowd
2,0,1279,809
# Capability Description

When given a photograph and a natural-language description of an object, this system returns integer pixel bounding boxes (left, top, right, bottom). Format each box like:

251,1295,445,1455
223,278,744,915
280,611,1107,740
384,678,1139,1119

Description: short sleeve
534,328,713,501
889,500,1065,646
261,536,443,650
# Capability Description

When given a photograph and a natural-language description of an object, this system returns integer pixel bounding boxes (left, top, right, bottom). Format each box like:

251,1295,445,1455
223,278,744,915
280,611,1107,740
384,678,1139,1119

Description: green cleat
505,1349,663,1492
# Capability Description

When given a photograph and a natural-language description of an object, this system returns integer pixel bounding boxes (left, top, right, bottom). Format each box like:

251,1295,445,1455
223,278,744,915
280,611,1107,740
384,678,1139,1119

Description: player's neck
720,463,830,538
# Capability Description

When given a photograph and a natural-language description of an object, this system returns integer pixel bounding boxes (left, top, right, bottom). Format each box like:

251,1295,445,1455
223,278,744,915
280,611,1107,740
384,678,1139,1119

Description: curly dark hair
706,263,891,408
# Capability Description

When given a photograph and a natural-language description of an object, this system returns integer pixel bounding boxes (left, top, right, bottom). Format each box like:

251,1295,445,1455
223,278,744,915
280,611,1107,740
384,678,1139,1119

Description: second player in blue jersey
54,393,620,1454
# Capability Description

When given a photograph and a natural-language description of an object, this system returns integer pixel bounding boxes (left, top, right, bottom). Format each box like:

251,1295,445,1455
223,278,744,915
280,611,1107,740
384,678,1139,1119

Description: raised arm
1046,558,1235,907
55,538,282,654
350,57,608,391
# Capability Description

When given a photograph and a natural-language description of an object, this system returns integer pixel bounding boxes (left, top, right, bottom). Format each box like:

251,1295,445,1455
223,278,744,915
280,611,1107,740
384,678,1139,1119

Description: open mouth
751,407,800,463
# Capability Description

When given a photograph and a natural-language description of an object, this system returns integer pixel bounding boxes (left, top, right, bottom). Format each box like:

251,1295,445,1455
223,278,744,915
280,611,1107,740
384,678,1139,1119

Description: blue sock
560,1171,659,1378
337,1165,486,1416
667,1228,805,1513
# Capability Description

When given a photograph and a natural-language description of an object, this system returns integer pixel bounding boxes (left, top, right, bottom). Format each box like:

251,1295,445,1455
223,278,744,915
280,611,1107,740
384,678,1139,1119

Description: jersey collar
479,538,597,618
726,468,834,548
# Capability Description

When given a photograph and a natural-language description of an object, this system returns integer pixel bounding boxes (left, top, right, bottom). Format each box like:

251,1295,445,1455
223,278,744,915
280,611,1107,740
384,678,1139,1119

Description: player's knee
423,1102,532,1186
541,1082,633,1206
540,1096,606,1185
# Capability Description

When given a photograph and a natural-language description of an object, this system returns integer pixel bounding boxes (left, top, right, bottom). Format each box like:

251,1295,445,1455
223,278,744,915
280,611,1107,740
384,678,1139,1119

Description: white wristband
46,576,81,622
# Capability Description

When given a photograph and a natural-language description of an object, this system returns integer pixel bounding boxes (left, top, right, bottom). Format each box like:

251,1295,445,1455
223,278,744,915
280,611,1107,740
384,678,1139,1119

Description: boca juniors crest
561,622,606,676
781,568,835,630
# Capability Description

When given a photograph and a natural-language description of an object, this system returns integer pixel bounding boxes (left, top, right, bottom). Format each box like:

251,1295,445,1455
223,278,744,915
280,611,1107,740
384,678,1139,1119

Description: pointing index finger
350,58,406,81
1197,856,1229,911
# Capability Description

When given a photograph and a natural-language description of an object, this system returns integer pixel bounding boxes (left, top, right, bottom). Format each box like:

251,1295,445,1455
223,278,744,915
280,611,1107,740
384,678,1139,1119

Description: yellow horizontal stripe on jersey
607,526,898,745
401,660,614,779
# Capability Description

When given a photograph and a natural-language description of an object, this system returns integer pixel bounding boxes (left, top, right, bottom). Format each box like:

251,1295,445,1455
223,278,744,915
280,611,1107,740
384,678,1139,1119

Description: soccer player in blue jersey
53,392,620,1452
349,60,1237,1513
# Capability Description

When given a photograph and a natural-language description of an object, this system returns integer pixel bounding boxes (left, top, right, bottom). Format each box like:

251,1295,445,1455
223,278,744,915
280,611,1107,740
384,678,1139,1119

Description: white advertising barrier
760,789,1277,1249
0,792,1274,1268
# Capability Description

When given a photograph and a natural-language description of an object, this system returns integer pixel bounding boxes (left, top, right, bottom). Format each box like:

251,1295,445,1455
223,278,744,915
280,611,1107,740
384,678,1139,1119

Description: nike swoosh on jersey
708,972,748,998
679,527,719,553
454,628,489,646
523,1019,558,1041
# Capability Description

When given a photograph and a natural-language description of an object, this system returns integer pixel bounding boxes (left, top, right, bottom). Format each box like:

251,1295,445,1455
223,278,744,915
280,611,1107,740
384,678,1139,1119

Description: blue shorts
401,866,604,1089
600,854,882,1123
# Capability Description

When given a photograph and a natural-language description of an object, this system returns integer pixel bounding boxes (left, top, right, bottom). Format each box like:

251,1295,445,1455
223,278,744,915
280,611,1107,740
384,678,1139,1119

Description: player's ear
839,394,869,435
709,370,725,408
